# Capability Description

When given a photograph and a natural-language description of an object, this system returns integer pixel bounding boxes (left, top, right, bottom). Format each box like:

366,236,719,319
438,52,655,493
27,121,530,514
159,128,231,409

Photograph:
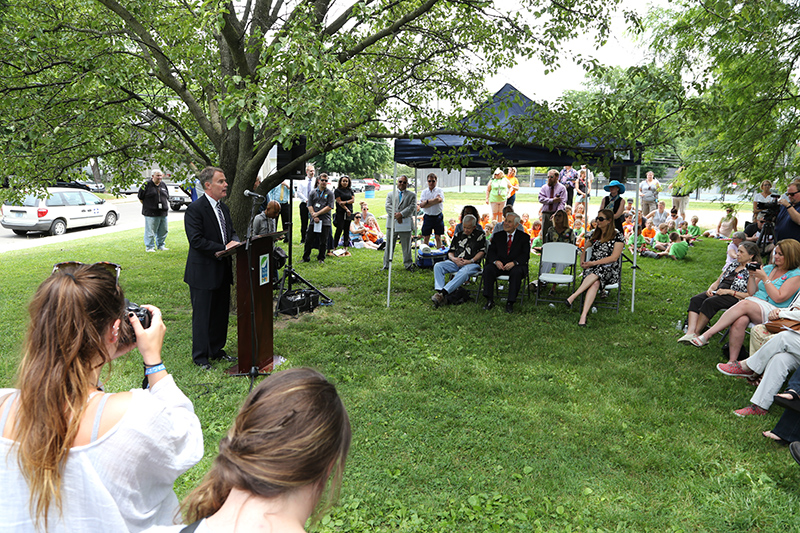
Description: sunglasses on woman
596,216,607,222
52,261,121,284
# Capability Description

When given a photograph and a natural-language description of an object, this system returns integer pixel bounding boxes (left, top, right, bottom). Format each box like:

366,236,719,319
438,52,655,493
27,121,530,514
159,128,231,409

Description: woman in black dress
333,175,355,254
565,208,624,326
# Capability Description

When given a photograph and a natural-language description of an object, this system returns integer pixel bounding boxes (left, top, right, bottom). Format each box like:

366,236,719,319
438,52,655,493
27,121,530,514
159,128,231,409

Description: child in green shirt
653,223,670,251
687,215,702,237
659,232,689,259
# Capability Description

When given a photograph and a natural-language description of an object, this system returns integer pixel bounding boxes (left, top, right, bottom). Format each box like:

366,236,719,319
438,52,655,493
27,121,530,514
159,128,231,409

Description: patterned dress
585,230,624,289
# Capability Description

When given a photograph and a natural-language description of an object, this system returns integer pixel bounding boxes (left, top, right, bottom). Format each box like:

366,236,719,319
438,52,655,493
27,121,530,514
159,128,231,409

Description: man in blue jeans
431,214,485,307
138,169,169,251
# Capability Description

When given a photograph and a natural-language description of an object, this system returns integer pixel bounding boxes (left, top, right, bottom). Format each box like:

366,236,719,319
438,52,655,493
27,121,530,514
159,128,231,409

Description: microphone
244,189,265,199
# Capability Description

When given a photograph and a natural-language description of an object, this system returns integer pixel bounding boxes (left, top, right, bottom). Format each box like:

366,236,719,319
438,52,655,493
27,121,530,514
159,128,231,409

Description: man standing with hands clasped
184,166,240,370
138,169,170,252
383,175,418,272
482,212,530,314
539,169,567,235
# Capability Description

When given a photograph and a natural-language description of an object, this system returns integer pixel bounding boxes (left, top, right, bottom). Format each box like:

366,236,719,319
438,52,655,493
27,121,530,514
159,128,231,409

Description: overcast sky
488,0,666,102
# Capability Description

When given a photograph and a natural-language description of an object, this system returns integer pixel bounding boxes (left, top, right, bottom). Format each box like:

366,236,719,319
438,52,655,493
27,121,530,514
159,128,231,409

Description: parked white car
165,182,192,211
1,187,119,236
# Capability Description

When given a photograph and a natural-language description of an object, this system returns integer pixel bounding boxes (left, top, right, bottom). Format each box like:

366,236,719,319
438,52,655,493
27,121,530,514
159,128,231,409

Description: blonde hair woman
485,168,509,222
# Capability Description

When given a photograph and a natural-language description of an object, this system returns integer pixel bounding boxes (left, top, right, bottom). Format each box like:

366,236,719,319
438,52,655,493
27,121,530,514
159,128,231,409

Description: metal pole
386,162,398,307
631,164,640,313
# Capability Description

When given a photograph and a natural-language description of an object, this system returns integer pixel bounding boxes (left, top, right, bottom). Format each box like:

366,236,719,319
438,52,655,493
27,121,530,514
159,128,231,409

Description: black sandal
773,390,800,413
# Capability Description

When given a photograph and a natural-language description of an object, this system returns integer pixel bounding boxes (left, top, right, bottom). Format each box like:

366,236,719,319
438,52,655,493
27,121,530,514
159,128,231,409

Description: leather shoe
214,354,237,363
505,302,514,313
482,300,495,311
196,362,212,371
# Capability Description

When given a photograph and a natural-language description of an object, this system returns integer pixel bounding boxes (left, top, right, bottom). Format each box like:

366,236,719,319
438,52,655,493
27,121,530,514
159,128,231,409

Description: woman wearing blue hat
600,180,626,233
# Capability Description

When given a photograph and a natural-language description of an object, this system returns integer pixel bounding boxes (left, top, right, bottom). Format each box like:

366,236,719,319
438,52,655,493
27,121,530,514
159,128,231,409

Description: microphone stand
232,193,270,391
275,178,332,315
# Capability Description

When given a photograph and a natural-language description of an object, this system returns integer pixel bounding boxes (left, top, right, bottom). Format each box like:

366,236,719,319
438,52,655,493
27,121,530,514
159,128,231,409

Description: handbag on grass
765,318,800,334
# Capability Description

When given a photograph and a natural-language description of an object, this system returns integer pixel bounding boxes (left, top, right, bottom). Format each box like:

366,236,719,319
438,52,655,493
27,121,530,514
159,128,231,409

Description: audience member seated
687,215,702,238
702,206,738,238
146,368,351,533
628,225,647,255
479,213,490,229
577,219,597,250
455,205,481,234
690,240,800,363
537,209,576,297
565,208,624,326
446,218,457,239
531,219,542,239
745,213,775,256
668,207,683,227
484,222,495,239
653,223,670,251
763,369,800,444
642,220,656,244
492,205,525,236
0,263,203,531
522,213,533,235
654,232,689,260
573,218,584,237
622,213,634,239
646,201,669,226
678,241,760,345
717,309,800,416
350,215,381,249
431,214,486,307
724,232,746,268
481,212,530,314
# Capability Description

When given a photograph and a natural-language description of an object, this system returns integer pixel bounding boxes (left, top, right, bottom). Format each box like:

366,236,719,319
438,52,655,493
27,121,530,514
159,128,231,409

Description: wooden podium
216,231,286,375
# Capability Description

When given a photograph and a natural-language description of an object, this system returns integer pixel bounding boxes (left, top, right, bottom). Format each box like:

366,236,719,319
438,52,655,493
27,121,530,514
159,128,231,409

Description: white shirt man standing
418,173,445,248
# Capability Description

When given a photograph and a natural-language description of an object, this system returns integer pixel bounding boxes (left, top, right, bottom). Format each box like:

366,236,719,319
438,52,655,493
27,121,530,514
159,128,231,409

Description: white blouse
0,375,203,533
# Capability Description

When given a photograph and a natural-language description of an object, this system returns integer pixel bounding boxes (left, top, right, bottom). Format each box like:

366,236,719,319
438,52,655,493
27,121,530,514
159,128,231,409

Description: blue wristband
144,363,165,376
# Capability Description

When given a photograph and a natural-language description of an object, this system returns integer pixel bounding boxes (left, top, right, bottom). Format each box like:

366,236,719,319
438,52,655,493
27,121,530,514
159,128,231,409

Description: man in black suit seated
184,166,240,370
482,212,530,313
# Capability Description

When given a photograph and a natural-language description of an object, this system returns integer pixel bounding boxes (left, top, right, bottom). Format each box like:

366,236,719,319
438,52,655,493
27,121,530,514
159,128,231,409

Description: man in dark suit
482,212,530,313
184,166,240,369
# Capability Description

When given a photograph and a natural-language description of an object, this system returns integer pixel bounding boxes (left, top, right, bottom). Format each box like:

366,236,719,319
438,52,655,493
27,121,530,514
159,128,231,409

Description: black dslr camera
747,262,761,271
119,299,152,345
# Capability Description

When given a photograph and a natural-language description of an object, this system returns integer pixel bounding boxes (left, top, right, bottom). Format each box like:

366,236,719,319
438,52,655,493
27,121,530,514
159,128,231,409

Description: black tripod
275,178,331,315
757,220,776,257
232,192,271,391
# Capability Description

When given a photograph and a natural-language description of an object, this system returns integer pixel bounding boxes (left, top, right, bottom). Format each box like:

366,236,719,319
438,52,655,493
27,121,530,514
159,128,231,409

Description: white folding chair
534,242,578,305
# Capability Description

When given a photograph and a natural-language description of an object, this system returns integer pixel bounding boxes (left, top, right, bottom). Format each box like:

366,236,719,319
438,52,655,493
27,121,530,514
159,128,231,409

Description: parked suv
1,187,119,236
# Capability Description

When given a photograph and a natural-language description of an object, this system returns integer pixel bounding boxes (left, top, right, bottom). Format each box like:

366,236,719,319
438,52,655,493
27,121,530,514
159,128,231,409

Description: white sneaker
146,248,156,253
158,246,169,251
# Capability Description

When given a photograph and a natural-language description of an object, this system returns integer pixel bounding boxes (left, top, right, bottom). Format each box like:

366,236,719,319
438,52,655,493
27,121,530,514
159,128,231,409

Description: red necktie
506,234,513,256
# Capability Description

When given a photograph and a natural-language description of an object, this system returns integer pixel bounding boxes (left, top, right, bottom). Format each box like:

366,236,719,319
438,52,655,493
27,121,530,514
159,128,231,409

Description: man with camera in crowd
775,180,800,242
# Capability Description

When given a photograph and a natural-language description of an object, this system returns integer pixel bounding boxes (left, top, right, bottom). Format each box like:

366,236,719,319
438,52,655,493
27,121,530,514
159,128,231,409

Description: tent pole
386,162,398,307
631,164,640,313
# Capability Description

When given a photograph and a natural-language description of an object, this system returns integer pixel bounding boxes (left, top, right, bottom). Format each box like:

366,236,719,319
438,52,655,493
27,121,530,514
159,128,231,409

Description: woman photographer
0,262,203,532
678,241,760,345
146,368,351,533
690,239,800,363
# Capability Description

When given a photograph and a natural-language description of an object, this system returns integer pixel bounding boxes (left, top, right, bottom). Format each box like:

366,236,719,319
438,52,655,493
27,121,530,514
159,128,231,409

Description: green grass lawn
1,193,798,532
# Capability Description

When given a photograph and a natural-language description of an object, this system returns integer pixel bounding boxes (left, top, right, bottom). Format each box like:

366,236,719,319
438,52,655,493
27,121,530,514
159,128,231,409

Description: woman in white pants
716,307,800,416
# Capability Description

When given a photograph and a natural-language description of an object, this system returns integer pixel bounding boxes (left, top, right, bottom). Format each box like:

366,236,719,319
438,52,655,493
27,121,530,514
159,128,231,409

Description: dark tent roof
394,83,640,169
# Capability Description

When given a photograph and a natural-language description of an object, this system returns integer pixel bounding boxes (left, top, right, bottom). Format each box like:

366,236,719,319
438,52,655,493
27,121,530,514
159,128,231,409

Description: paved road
0,196,186,254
